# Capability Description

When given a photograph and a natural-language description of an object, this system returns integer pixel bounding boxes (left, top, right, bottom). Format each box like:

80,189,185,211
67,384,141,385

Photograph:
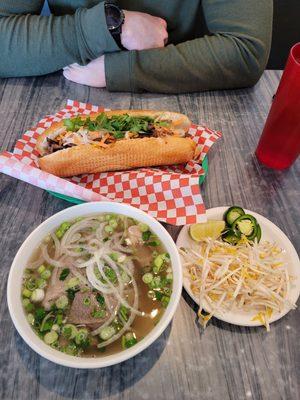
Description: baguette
37,110,196,177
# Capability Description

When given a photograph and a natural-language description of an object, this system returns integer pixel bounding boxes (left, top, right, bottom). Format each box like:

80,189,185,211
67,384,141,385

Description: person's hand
63,56,106,87
121,10,168,50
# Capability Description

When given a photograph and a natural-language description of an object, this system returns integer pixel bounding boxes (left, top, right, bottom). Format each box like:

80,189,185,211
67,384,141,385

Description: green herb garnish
104,267,117,284
62,113,171,140
119,305,129,322
83,296,91,306
154,291,164,301
59,268,70,281
142,231,151,241
121,332,137,349
96,294,105,306
92,309,106,318
66,287,80,300
34,307,46,324
55,221,72,239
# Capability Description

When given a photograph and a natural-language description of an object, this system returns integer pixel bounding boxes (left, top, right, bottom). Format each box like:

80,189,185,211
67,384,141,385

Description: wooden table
0,71,299,400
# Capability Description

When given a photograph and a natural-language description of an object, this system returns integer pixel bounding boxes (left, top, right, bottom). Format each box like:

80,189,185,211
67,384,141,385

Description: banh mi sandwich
37,110,196,177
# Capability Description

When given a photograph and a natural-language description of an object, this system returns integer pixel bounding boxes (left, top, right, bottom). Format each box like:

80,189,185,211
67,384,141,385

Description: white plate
176,207,300,327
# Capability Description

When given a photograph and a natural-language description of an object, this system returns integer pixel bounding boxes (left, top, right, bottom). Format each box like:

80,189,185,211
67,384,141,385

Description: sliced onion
41,244,64,268
50,233,61,259
86,263,114,294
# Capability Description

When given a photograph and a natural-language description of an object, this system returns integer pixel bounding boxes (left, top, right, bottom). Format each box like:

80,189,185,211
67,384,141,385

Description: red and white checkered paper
0,100,221,225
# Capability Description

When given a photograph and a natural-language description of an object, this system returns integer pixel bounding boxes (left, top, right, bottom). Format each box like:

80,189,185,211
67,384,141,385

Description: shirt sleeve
105,0,273,93
0,0,119,77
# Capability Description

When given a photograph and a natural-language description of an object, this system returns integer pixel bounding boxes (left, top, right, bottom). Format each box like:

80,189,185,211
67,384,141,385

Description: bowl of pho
7,202,182,368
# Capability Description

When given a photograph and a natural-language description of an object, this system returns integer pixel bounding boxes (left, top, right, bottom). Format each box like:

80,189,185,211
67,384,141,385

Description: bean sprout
179,237,296,330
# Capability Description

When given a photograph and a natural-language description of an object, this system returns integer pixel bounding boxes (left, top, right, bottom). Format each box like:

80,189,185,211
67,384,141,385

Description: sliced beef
42,266,80,309
42,268,66,309
152,126,171,137
67,291,118,329
128,225,143,245
135,245,153,267
47,137,64,153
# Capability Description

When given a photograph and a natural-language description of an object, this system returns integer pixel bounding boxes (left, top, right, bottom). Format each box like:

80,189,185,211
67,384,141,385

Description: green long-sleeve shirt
0,0,273,93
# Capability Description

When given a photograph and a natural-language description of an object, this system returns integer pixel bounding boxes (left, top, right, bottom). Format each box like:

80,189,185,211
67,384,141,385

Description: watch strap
104,2,126,50
111,29,126,50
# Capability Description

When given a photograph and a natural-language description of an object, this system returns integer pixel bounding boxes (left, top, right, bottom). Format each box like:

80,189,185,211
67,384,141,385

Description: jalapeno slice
256,224,262,243
232,214,258,240
221,229,241,245
224,206,245,226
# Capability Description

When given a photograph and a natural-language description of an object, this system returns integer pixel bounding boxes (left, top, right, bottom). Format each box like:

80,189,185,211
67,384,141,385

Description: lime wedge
189,220,226,241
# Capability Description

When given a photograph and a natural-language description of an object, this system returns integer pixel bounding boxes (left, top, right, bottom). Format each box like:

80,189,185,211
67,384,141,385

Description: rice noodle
124,258,135,274
85,238,103,252
95,223,106,241
68,233,81,244
60,248,90,258
27,256,45,270
50,266,59,285
112,242,133,254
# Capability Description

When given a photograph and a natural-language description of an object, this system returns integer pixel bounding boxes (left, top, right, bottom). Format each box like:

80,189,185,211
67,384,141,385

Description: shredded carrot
92,133,111,148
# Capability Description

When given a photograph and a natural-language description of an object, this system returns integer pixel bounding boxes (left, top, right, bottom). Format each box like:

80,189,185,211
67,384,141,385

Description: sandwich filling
43,113,188,155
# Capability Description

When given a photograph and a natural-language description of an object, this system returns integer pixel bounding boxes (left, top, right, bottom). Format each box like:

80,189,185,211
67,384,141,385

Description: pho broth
21,213,173,357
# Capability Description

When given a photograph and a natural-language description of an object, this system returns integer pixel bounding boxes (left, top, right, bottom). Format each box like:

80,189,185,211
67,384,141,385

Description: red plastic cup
255,43,300,169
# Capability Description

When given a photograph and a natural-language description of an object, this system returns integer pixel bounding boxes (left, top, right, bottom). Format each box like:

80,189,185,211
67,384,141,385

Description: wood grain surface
0,71,299,400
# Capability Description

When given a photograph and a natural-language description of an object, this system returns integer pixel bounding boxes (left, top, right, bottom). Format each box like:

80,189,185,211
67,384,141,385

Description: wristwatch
104,2,126,50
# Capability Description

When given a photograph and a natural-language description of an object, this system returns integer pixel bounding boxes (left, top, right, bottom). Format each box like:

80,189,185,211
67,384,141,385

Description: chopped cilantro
62,114,171,139
148,241,160,246
66,287,80,300
34,308,46,324
96,294,105,306
142,231,151,241
154,291,164,301
59,268,70,281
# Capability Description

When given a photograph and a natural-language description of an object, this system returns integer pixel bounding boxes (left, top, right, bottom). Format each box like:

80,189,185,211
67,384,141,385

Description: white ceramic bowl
7,202,182,368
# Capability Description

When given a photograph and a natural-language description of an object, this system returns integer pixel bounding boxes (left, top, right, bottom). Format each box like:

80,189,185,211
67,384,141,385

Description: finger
154,40,166,49
63,69,72,81
163,32,169,46
63,69,81,84
159,17,167,28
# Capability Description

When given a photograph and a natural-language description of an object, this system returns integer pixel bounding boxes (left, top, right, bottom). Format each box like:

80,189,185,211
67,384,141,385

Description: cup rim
7,202,182,368
291,42,300,66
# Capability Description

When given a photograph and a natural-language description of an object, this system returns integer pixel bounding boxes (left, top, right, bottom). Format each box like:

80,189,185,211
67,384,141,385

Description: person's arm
105,0,273,93
0,0,119,78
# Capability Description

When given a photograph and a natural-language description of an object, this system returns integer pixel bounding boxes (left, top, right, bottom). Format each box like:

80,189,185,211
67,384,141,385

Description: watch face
106,4,123,30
